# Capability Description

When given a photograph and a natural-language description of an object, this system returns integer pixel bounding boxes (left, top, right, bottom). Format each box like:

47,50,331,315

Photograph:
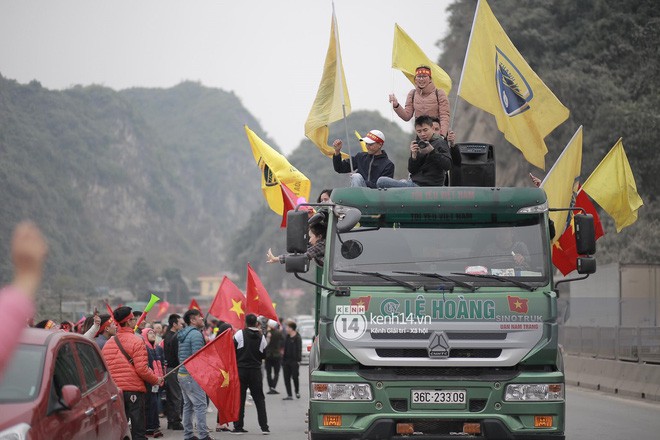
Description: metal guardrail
559,326,660,364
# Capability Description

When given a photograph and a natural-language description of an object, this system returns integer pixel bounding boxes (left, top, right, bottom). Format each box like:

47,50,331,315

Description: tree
126,257,154,297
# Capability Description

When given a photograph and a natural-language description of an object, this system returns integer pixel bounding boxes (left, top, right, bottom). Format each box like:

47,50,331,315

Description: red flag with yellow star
208,276,246,329
183,328,240,424
552,189,604,275
246,264,278,322
507,295,529,314
188,298,203,315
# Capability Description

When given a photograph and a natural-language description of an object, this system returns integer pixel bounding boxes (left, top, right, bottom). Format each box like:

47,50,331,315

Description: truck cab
285,186,595,440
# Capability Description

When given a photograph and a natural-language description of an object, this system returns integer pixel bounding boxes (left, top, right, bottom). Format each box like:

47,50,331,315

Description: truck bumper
311,418,564,440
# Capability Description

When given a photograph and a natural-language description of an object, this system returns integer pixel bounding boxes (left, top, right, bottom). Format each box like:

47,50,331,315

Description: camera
417,140,429,148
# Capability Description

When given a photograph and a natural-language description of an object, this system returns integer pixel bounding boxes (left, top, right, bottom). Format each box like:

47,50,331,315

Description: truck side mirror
285,254,309,273
287,210,309,253
574,214,596,255
576,256,596,274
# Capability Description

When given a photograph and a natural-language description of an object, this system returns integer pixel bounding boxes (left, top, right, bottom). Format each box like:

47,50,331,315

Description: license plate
411,390,466,404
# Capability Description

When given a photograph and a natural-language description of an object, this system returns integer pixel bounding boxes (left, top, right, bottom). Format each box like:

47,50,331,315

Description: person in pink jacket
142,327,165,438
389,65,451,137
0,221,48,382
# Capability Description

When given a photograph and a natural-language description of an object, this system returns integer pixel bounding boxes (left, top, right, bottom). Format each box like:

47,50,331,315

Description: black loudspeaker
450,143,495,187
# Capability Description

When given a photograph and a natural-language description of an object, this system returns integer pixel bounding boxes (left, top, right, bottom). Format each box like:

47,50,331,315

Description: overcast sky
0,0,455,155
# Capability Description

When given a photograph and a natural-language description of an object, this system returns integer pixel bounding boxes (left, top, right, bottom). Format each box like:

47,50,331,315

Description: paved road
159,366,660,440
159,366,309,439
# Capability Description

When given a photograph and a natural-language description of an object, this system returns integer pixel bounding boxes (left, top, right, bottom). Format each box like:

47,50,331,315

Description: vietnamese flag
552,189,604,275
183,328,240,424
155,301,170,320
246,264,278,322
188,298,203,315
280,183,298,228
349,296,372,312
208,277,246,329
507,295,529,314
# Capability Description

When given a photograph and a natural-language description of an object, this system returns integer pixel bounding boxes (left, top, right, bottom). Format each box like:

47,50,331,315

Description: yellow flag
582,139,644,232
392,24,452,95
458,0,569,170
540,126,583,241
245,125,311,215
304,9,351,158
354,130,367,152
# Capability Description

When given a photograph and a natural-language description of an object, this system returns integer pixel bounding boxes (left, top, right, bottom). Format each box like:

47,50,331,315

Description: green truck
284,186,596,440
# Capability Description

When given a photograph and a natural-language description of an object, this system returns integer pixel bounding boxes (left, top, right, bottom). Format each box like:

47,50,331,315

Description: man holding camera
377,115,452,188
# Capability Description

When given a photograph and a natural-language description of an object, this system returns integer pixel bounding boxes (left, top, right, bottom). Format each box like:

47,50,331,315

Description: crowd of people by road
0,221,309,440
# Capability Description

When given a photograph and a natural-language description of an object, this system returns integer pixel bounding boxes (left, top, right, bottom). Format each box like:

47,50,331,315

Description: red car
0,328,130,440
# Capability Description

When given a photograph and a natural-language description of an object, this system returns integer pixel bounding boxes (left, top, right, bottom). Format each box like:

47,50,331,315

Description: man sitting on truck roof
332,130,395,188
377,115,452,188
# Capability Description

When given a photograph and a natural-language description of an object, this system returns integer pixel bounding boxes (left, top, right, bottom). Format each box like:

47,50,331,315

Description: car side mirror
287,210,309,253
574,214,596,255
60,384,82,409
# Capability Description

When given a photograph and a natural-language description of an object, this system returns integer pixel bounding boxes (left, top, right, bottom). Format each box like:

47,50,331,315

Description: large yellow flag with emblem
458,0,569,170
582,139,644,232
541,126,583,242
392,24,452,95
245,125,311,215
304,8,351,158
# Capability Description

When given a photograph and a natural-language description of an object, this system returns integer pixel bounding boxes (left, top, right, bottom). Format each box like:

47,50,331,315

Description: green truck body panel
302,187,567,439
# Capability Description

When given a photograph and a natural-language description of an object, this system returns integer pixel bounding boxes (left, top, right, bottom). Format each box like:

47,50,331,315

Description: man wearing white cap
332,129,395,188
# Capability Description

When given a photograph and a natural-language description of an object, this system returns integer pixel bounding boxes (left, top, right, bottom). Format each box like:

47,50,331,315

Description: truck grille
469,399,488,412
375,348,502,358
390,399,408,412
370,331,507,340
389,398,487,413
356,365,537,381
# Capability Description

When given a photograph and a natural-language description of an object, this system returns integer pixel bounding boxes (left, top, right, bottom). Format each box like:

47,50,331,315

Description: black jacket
163,330,179,368
333,151,395,188
282,332,302,365
408,135,452,186
235,327,266,369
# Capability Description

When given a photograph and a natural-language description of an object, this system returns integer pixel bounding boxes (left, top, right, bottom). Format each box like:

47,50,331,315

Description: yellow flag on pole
245,125,311,215
354,130,367,152
391,24,452,95
304,9,351,158
582,139,644,232
540,126,583,242
457,0,569,170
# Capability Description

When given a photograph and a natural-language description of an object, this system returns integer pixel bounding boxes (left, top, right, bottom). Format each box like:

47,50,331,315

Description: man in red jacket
102,306,163,440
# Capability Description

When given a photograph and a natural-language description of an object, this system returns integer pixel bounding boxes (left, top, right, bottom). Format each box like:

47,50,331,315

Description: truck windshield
331,220,548,286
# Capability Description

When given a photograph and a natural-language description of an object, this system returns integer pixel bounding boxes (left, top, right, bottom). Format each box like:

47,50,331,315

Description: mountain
1,0,658,318
0,78,266,293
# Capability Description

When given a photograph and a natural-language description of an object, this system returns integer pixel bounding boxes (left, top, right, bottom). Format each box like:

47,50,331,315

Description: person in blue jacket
177,309,213,440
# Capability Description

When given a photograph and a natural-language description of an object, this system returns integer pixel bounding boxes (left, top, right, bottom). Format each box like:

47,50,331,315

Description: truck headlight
312,382,373,401
505,383,564,401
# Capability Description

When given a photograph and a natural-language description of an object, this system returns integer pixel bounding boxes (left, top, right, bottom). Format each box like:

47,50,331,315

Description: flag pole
451,0,481,129
332,2,354,174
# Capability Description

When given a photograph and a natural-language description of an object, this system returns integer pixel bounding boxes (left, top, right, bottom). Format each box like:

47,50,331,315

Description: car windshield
0,344,46,402
331,220,548,286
